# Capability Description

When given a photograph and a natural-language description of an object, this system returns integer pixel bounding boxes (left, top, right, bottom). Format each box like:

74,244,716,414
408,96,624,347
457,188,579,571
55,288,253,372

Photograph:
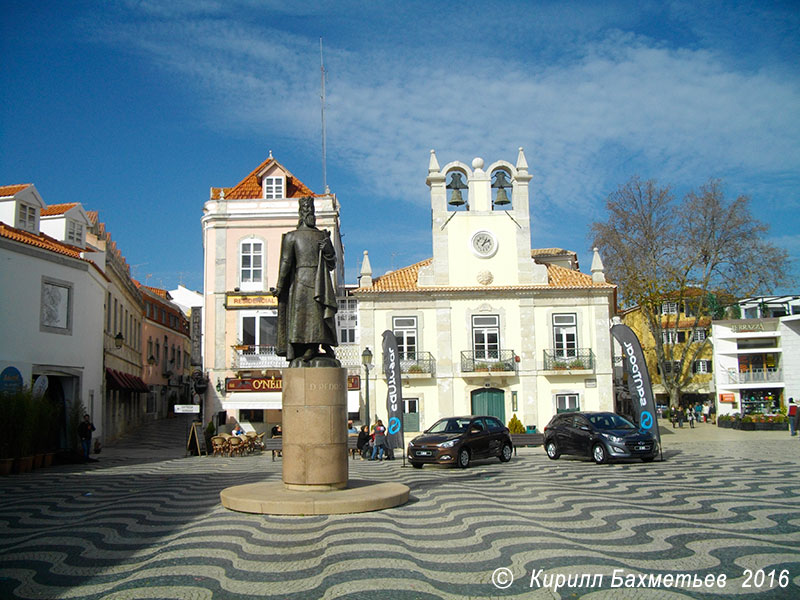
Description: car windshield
587,414,635,430
427,418,472,434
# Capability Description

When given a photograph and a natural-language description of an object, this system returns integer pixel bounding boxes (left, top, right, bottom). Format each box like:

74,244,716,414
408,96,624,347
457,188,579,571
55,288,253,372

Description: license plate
636,445,647,451
416,450,432,457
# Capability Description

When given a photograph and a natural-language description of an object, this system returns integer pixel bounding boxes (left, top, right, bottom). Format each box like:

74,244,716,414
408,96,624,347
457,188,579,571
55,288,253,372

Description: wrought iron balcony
382,351,436,377
543,349,595,371
461,350,518,374
232,345,287,369
232,343,363,371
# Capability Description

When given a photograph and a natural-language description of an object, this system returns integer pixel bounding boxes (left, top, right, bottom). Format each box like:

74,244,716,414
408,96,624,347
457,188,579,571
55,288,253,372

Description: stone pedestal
220,366,410,515
282,367,348,491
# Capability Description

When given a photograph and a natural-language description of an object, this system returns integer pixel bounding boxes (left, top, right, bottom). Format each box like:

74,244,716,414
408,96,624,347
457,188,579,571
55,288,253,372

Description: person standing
789,398,797,436
371,419,387,461
77,414,95,460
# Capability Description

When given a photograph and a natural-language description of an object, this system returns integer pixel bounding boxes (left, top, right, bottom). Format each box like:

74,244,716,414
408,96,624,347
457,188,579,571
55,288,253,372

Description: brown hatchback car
407,415,513,468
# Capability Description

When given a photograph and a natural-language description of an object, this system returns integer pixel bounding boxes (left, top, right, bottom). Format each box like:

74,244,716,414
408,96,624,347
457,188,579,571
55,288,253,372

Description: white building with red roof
0,184,107,451
353,149,618,434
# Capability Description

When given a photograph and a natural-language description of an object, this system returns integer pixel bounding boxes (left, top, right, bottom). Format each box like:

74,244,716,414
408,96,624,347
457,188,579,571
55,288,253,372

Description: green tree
592,177,792,407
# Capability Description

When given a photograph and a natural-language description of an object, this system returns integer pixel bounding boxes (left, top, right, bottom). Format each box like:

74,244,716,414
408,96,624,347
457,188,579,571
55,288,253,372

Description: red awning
106,368,148,393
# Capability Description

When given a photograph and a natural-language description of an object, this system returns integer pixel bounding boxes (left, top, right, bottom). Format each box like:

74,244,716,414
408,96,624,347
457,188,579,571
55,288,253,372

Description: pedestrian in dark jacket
78,414,95,460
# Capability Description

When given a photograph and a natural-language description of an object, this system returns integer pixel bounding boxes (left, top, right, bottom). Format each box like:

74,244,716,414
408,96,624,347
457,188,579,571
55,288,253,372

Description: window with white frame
659,360,682,375
17,203,37,232
553,313,577,358
241,311,278,349
662,330,687,345
337,298,358,344
263,176,285,199
661,301,678,314
393,316,418,359
692,328,707,342
240,239,264,290
472,315,500,360
556,393,580,413
692,360,712,374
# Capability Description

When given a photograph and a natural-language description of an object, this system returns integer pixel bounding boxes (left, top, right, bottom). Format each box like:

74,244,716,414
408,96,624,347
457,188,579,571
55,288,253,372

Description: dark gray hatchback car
407,415,513,468
543,411,659,464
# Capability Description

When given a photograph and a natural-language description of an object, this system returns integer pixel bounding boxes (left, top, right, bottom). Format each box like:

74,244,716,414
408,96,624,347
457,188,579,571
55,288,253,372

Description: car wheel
641,456,655,463
499,443,512,462
592,443,607,464
411,461,423,469
457,447,470,468
545,440,560,460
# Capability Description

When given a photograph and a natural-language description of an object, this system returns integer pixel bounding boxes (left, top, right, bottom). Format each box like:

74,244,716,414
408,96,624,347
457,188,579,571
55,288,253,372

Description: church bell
446,172,468,207
492,170,511,206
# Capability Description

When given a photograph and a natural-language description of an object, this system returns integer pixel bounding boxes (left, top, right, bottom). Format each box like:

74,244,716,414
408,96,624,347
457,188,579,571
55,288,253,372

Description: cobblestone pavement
1,418,799,600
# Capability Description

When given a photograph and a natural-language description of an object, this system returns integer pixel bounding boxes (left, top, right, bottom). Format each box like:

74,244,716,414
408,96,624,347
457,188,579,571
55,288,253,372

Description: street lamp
361,347,373,427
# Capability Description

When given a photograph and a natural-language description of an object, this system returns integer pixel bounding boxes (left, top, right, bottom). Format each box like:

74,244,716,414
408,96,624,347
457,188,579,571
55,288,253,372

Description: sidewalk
658,417,796,442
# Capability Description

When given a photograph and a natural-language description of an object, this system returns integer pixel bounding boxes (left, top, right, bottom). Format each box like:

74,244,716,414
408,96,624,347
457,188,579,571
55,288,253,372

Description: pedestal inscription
282,367,348,490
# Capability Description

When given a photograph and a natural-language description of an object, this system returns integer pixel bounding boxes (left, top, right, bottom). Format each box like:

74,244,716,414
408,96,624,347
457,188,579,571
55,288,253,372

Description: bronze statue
272,196,339,367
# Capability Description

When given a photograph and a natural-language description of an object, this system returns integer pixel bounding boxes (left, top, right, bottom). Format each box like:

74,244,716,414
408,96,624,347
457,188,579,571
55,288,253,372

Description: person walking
789,398,798,436
77,414,96,460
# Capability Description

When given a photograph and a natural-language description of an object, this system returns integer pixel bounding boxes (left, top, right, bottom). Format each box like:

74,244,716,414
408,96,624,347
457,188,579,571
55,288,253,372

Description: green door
471,388,505,424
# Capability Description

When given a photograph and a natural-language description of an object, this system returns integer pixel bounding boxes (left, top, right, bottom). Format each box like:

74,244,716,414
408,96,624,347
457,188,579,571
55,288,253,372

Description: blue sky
2,0,798,292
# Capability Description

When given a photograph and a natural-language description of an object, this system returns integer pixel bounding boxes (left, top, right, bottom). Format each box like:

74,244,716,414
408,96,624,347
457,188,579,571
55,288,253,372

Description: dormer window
264,176,285,199
17,203,37,232
67,220,84,244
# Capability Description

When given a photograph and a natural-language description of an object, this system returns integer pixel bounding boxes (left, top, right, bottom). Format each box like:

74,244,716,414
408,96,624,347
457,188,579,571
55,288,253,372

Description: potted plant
569,359,586,369
740,415,755,431
552,361,568,370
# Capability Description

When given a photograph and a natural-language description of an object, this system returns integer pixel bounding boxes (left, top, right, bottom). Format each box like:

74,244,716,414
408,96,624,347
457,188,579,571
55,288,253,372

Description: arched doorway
471,388,505,423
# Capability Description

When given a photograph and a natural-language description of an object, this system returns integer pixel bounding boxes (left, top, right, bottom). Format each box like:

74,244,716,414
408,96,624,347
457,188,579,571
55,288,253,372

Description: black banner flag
381,330,404,451
611,323,662,447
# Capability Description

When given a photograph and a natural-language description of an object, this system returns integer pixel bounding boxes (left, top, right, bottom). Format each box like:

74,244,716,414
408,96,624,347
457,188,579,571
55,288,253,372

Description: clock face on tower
471,230,498,258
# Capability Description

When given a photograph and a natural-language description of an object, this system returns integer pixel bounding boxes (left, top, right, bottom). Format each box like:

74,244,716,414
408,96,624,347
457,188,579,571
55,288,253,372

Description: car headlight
438,439,457,448
407,440,415,448
600,433,624,444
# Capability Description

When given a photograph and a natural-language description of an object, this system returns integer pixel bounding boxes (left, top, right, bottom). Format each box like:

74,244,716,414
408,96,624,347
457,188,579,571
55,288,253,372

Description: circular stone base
220,479,410,515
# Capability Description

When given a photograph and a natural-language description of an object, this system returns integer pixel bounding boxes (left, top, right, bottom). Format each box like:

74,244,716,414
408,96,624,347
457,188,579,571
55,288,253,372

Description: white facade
354,150,617,432
712,296,800,416
0,185,106,442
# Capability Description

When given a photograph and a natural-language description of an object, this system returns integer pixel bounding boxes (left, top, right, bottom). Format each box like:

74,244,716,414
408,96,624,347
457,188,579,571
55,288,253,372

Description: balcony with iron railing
460,350,518,376
542,349,595,373
381,351,436,377
724,368,783,385
232,343,362,371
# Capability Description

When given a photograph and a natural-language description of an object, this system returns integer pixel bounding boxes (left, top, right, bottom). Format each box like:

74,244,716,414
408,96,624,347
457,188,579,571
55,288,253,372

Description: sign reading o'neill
226,375,361,392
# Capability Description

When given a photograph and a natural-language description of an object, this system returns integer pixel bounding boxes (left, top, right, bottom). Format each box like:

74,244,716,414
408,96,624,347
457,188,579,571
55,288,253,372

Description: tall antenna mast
320,37,329,194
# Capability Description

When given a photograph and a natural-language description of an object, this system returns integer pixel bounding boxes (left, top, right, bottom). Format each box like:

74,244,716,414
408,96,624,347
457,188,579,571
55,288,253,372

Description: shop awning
221,391,360,412
106,368,148,393
222,392,283,410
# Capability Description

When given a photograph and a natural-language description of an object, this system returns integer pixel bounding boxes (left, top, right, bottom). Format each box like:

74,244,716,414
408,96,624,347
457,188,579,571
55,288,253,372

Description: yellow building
620,297,714,408
354,150,617,432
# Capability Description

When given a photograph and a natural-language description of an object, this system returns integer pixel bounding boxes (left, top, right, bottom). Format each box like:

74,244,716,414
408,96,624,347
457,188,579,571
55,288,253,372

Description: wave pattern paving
0,420,799,599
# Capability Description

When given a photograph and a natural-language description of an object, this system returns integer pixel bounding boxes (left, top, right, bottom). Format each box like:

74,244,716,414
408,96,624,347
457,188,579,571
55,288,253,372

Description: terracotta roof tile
531,248,574,257
41,203,79,216
0,222,108,288
0,184,32,197
356,257,615,293
210,157,316,200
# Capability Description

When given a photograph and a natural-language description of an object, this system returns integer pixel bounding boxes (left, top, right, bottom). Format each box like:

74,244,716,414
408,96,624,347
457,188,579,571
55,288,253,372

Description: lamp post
361,347,373,427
